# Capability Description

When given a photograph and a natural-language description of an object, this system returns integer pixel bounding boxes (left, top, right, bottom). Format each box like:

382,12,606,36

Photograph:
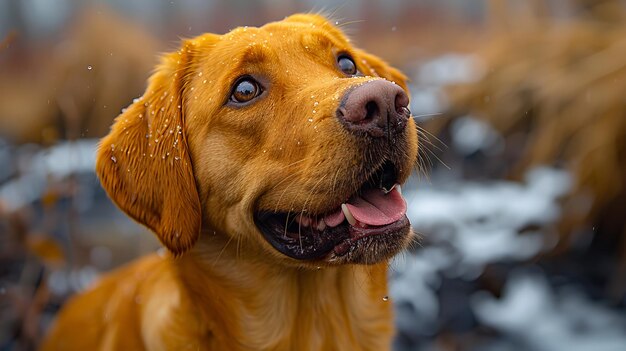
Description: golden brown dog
41,14,418,351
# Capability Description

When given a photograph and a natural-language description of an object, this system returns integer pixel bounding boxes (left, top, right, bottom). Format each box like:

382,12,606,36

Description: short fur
41,14,418,351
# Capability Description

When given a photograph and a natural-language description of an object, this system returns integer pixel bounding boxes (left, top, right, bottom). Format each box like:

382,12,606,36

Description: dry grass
444,0,626,254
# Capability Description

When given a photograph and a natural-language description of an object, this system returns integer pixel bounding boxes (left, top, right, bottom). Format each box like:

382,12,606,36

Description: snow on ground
0,139,98,211
391,168,567,338
391,167,626,350
472,271,626,351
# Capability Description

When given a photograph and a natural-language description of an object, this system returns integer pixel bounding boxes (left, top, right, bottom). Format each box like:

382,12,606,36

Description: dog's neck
173,236,395,350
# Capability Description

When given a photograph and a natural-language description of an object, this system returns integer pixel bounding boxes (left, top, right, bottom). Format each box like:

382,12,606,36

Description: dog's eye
230,78,262,103
337,55,357,76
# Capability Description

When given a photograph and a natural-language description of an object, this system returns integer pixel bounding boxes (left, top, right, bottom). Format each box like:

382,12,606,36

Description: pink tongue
345,187,407,226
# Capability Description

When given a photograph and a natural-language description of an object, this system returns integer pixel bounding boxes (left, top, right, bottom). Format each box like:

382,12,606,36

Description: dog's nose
336,80,410,137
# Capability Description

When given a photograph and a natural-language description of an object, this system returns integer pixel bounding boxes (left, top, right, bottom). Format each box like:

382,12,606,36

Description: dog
41,14,418,350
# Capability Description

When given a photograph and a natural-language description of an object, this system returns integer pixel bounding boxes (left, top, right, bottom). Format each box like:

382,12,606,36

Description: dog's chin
326,218,413,264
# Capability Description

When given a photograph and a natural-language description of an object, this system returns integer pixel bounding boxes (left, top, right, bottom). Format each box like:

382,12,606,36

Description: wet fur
41,14,418,350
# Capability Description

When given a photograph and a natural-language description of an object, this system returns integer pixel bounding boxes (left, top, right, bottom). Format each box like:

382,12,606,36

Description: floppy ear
356,49,410,92
96,40,201,256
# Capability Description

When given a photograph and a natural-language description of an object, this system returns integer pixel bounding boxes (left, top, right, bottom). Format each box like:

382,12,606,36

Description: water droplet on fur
382,296,389,301
313,101,318,107
308,118,313,122
110,156,117,163
87,65,93,70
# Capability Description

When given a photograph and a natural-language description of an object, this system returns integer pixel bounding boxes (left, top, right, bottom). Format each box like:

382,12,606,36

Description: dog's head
96,14,418,266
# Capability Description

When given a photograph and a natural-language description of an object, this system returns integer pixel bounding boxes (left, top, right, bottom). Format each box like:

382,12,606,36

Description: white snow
403,167,571,274
0,139,97,211
472,272,626,351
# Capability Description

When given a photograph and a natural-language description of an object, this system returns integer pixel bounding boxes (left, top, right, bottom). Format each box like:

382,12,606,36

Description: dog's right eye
337,55,357,76
230,77,262,104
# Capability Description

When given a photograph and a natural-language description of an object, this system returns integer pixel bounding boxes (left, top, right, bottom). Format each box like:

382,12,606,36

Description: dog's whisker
336,19,365,28
325,5,346,25
270,169,302,191
331,168,341,196
284,212,290,239
421,143,451,170
412,112,443,121
298,210,304,253
301,172,328,211
236,234,243,261
416,128,446,154
212,234,235,268
416,125,448,149
274,178,299,213
271,156,322,212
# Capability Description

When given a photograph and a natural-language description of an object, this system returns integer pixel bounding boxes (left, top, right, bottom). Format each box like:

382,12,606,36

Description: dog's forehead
217,18,351,54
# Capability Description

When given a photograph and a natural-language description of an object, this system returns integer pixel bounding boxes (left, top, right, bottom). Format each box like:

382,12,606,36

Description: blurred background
0,0,625,350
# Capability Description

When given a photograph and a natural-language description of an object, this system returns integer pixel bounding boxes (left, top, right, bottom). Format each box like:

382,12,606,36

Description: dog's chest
229,273,394,351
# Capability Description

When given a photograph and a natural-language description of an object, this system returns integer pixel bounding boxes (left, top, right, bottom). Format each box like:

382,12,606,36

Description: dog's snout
336,80,410,137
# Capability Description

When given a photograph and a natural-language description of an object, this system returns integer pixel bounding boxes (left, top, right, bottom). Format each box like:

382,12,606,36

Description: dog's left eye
230,77,262,103
338,55,357,76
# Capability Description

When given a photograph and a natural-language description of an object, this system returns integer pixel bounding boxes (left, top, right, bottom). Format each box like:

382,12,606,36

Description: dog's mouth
254,161,411,262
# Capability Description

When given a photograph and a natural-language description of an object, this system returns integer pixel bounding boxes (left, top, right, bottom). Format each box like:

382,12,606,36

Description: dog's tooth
341,204,357,226
396,185,402,195
316,220,326,231
299,215,312,227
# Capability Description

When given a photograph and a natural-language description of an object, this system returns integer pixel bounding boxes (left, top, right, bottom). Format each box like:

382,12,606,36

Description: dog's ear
356,49,410,92
96,40,201,256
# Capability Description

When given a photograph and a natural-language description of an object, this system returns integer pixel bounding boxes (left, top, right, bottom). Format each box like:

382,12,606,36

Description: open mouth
254,161,411,261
